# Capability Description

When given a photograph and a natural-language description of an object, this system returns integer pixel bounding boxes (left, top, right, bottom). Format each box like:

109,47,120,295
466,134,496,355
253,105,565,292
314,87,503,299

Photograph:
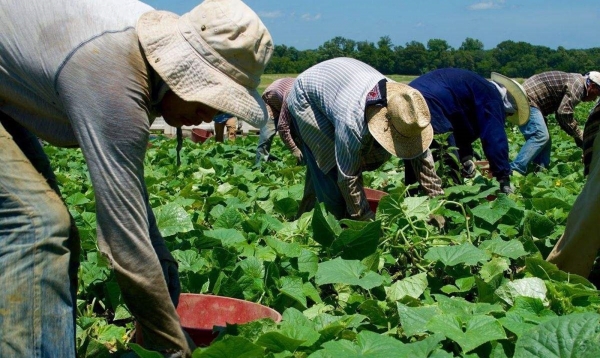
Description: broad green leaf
213,208,244,229
280,308,320,347
479,238,528,259
279,276,307,308
311,203,339,247
264,237,303,258
524,258,594,287
402,196,430,221
315,258,384,290
495,277,547,306
522,210,554,238
470,195,522,226
426,314,507,353
331,220,382,260
479,257,510,282
172,250,207,273
129,343,163,358
424,243,490,266
255,331,305,353
357,300,388,327
297,249,319,279
153,203,194,237
193,336,264,358
273,197,299,220
513,313,600,358
386,273,429,301
397,303,441,336
203,228,245,247
530,197,572,212
316,330,409,357
66,192,90,206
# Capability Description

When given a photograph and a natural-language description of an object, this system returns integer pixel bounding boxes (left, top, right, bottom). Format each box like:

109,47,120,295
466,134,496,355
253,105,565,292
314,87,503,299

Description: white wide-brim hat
137,0,273,128
491,72,530,126
366,82,433,159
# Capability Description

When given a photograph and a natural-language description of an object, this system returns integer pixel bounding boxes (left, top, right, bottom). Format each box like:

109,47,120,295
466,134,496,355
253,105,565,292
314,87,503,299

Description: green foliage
46,102,600,356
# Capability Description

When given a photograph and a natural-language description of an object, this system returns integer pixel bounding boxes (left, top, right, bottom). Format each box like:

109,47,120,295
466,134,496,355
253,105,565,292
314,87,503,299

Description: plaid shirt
523,71,587,143
262,78,298,151
287,58,391,218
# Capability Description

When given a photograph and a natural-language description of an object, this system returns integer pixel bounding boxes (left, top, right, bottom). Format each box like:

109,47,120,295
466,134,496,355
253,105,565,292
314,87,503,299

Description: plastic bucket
364,188,388,212
191,128,213,143
136,294,282,347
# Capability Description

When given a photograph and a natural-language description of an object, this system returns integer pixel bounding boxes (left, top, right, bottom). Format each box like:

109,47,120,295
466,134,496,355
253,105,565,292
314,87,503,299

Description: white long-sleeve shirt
0,0,188,353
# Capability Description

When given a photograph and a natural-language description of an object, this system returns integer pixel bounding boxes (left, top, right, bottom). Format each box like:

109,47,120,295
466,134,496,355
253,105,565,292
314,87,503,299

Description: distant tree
427,39,454,69
459,37,484,52
375,36,395,74
396,41,428,75
317,36,357,62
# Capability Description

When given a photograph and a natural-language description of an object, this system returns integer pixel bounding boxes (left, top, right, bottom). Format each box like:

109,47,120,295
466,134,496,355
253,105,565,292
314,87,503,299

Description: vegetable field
46,102,600,357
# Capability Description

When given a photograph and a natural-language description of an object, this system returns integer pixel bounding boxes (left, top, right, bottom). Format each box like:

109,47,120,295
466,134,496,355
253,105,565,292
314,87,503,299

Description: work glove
292,147,304,165
160,259,181,308
461,159,476,179
498,176,513,194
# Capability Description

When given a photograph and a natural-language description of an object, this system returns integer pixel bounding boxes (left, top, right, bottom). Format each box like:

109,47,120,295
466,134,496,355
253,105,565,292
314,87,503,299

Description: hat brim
366,105,434,159
137,11,268,128
491,72,530,126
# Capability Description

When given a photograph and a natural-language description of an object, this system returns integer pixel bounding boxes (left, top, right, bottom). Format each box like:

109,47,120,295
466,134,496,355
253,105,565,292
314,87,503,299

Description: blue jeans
255,117,277,164
510,107,551,175
0,118,77,357
301,143,347,219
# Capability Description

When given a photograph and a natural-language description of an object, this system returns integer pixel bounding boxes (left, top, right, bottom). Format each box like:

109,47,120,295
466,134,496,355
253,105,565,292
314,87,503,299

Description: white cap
586,71,600,86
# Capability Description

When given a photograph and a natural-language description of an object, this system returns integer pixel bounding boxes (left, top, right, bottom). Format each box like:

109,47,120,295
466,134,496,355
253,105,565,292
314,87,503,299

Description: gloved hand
292,147,304,165
461,159,476,178
498,176,513,194
160,259,181,308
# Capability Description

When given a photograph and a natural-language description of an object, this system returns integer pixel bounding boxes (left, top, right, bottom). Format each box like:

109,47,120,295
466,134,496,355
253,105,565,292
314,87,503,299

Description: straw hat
137,0,273,128
366,82,433,159
490,72,530,126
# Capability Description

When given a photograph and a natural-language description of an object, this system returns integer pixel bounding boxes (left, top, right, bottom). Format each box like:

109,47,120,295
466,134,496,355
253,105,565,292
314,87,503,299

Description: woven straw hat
366,82,433,159
490,72,530,126
137,0,273,128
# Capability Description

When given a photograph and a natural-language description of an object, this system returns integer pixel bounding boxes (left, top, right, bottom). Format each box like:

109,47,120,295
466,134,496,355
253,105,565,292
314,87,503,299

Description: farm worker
0,0,272,356
287,57,433,220
255,77,302,164
546,101,600,278
510,71,600,175
213,113,239,142
405,69,529,196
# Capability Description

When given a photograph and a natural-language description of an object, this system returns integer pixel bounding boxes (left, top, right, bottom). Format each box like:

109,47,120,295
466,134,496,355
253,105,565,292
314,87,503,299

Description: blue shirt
409,68,511,178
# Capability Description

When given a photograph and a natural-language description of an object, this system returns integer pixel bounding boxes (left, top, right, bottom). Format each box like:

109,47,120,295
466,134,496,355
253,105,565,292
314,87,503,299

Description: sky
143,0,600,51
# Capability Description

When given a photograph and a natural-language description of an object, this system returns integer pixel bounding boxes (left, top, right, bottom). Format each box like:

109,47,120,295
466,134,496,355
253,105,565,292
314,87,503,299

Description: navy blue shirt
409,68,510,178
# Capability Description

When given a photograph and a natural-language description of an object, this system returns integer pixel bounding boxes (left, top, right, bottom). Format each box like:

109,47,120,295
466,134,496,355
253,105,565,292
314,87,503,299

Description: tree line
265,36,600,78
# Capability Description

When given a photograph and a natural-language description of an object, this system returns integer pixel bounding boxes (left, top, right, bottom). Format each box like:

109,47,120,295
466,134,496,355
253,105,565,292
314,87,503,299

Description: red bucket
136,294,282,347
364,188,388,212
191,128,213,143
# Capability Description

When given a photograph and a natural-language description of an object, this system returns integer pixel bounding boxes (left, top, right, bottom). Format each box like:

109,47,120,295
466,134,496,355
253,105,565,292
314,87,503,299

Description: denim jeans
301,143,347,219
255,118,277,165
510,107,551,175
0,119,77,357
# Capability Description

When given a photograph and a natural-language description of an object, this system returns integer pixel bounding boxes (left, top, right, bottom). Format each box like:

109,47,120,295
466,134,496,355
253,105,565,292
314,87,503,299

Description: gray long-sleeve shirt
0,0,189,354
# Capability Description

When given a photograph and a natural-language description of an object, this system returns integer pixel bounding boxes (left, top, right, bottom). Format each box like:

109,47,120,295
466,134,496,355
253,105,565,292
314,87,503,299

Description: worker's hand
498,176,513,194
461,159,476,178
357,210,376,221
160,259,181,308
292,147,304,165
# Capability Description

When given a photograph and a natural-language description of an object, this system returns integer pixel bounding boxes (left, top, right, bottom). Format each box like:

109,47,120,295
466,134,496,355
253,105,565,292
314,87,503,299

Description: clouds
467,0,505,11
301,13,322,21
258,10,283,18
